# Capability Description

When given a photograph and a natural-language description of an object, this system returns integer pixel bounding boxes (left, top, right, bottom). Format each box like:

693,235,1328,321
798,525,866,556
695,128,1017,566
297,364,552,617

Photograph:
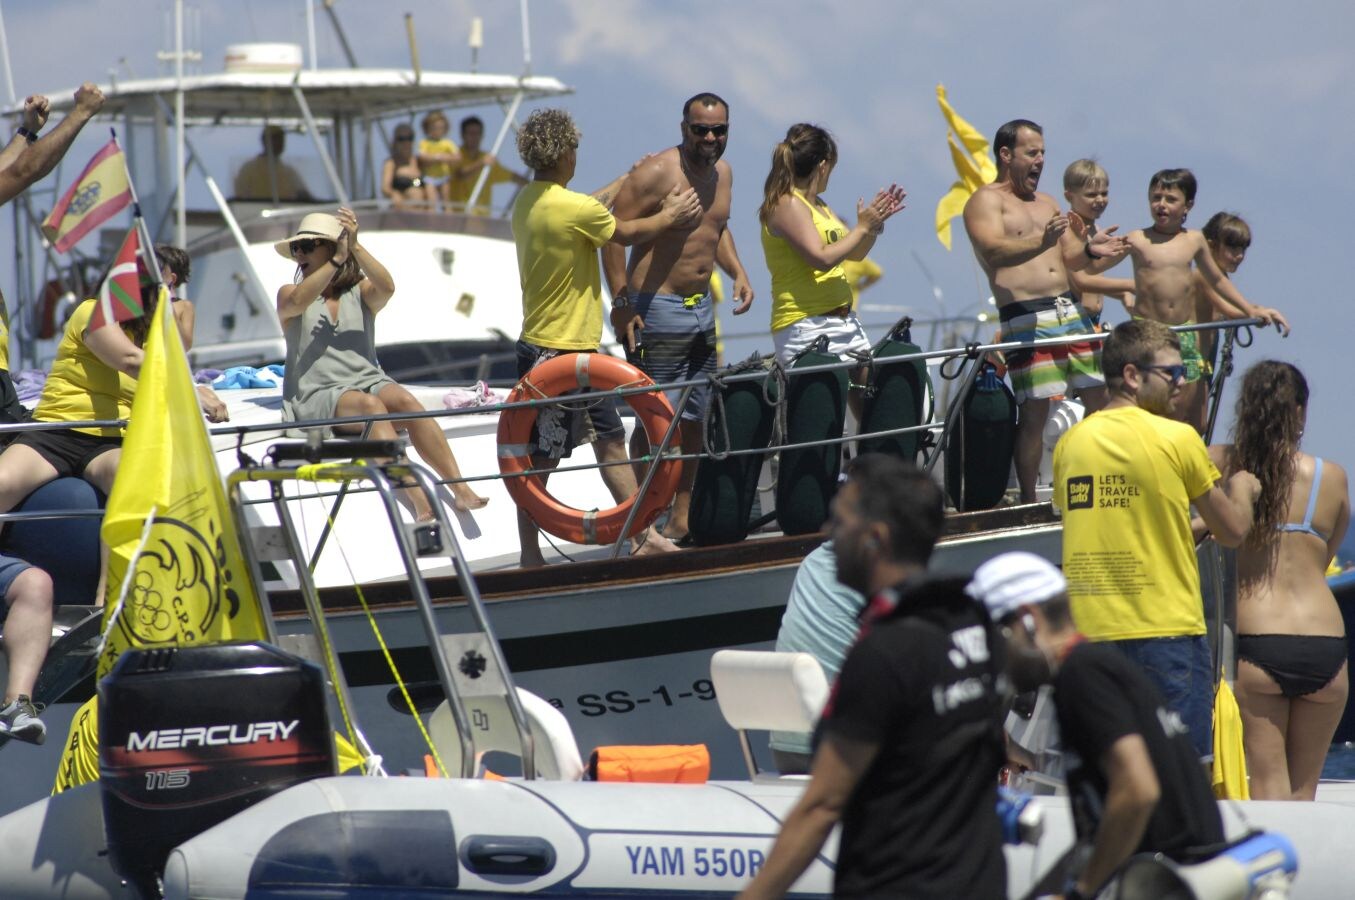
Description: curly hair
516,108,579,172
1230,360,1309,559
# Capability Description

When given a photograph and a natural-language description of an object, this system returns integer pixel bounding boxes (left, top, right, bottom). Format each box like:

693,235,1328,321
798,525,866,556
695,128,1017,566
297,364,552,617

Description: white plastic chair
427,687,585,781
710,649,829,781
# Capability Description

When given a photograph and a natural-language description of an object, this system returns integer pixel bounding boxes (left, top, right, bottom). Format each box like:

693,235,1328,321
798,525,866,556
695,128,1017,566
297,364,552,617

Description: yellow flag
1211,674,1250,800
53,286,270,790
934,84,996,250
98,285,268,675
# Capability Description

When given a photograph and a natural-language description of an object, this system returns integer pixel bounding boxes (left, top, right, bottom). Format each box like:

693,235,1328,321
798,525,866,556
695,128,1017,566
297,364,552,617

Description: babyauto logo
126,720,300,751
1066,475,1094,510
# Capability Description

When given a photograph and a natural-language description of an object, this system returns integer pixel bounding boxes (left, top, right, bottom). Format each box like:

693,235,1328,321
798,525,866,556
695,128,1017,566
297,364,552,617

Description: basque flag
41,138,133,253
90,226,144,331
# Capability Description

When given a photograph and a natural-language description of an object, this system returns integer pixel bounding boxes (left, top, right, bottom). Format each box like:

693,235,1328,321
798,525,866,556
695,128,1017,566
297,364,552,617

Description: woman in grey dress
275,208,488,517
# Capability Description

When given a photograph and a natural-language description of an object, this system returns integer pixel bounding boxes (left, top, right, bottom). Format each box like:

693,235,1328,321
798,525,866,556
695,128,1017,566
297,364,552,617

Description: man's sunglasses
290,239,330,256
686,123,728,138
394,134,414,142
1140,363,1187,384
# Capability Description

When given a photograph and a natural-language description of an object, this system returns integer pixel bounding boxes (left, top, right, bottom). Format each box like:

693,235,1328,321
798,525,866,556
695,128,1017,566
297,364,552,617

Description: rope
700,353,769,462
323,504,445,778
939,342,982,381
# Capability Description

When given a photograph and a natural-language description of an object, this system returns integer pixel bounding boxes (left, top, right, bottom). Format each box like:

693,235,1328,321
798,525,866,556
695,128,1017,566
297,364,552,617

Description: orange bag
589,744,710,783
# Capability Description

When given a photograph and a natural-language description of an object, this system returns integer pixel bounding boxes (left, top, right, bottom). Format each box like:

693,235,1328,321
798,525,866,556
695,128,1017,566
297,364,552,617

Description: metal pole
174,0,187,250
320,0,360,67
404,13,422,84
465,90,524,213
0,2,17,106
519,0,533,76
290,82,350,205
926,356,981,475
609,383,694,560
305,0,318,71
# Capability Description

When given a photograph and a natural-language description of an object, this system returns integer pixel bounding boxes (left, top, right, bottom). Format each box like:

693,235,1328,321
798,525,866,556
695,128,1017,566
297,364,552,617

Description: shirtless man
1125,168,1289,429
962,119,1127,503
603,92,754,542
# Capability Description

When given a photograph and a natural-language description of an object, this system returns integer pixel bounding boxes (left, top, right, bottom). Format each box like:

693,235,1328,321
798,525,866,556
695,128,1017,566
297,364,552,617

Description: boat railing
0,316,1262,535
225,450,538,779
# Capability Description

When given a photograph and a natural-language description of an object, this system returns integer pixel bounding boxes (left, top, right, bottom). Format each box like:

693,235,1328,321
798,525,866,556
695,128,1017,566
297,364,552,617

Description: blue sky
4,1,1354,491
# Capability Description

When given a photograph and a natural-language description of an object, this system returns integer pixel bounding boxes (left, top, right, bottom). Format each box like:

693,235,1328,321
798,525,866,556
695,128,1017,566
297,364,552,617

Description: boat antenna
305,0,318,71
469,16,483,73
320,1,360,68
519,0,533,76
404,13,422,84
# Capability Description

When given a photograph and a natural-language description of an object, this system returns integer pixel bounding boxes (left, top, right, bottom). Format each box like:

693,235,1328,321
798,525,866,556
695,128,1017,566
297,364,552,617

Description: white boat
0,460,1345,899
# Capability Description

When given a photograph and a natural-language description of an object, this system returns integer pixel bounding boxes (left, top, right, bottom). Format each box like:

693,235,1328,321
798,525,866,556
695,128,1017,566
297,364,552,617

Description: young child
1192,212,1263,373
1063,159,1135,328
417,111,460,209
1126,169,1289,429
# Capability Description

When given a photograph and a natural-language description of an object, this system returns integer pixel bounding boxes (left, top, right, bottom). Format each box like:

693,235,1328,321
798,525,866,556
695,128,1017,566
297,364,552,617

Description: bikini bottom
1236,634,1349,699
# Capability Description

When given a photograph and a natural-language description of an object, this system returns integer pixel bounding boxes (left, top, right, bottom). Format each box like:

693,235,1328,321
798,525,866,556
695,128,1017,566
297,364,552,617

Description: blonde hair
516,108,580,172
1063,158,1107,192
421,110,448,134
758,123,837,225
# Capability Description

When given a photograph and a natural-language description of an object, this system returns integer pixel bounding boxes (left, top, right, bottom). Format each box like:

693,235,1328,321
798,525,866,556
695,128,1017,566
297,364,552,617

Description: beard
1006,642,1053,693
834,542,873,596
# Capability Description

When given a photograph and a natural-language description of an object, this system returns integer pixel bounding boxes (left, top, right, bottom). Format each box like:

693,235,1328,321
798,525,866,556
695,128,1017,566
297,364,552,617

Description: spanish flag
41,138,133,253
53,283,270,791
934,85,997,250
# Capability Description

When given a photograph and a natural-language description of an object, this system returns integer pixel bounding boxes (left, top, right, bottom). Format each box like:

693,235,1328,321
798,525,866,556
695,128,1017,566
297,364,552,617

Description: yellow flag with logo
53,285,270,791
934,84,997,250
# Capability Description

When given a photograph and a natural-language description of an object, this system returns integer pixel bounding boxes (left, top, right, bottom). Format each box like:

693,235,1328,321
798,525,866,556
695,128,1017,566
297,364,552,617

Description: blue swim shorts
625,291,717,422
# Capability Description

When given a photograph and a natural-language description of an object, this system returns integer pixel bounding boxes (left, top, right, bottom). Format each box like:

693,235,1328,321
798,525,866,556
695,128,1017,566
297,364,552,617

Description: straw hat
273,212,343,259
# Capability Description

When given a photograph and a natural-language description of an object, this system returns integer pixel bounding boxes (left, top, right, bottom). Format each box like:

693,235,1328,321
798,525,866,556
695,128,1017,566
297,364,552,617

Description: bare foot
520,551,546,568
631,527,678,557
453,490,489,512
659,525,688,543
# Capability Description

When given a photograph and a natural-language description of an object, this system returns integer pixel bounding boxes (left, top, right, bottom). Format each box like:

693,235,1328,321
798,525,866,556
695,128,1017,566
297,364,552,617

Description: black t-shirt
822,576,1007,899
1055,642,1224,859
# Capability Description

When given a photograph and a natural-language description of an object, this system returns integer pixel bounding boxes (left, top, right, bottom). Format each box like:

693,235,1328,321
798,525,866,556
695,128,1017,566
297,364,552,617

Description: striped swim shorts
998,295,1104,404
625,290,717,422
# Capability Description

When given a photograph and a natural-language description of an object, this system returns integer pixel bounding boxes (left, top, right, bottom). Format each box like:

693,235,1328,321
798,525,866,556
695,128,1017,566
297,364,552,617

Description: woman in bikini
276,207,487,518
1209,361,1349,799
381,124,434,209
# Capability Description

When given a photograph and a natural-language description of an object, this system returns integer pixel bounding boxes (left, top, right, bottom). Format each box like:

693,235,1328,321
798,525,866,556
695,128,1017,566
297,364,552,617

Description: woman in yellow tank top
758,123,904,415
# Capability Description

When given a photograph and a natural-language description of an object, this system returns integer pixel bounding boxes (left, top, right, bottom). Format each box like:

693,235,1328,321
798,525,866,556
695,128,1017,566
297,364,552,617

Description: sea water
1322,744,1355,779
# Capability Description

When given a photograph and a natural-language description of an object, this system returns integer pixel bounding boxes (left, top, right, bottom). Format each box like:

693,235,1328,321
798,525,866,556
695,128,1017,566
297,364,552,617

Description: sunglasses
394,134,414,142
1140,363,1187,384
290,238,330,256
686,123,728,138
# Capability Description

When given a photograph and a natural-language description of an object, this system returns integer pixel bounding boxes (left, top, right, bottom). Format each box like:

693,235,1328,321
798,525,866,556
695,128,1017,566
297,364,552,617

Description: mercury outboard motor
99,642,335,897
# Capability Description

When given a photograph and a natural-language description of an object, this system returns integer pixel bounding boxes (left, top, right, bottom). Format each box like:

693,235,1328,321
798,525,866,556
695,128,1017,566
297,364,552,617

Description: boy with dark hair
1125,169,1289,429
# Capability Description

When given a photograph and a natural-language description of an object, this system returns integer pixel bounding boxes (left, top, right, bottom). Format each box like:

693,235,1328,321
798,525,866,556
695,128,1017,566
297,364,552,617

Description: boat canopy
2,69,572,124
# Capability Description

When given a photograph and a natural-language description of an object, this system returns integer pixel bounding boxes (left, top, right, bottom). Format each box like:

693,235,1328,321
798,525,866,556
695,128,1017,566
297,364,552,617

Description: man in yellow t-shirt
450,115,528,215
1052,318,1259,757
510,108,700,567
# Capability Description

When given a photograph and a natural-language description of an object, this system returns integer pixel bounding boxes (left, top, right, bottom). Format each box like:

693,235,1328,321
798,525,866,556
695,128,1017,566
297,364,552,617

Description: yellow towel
1212,674,1250,800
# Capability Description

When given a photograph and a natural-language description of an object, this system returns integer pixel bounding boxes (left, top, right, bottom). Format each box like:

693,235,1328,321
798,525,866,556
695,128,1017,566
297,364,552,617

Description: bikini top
391,174,424,191
1276,457,1329,541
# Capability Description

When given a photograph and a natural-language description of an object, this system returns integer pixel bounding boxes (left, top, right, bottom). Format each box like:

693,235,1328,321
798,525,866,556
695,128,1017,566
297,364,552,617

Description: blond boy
1063,159,1135,327
1125,168,1289,429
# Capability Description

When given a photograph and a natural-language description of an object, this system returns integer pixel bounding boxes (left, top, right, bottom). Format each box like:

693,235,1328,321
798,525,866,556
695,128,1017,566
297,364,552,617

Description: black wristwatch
16,127,37,144
611,290,632,310
1083,240,1097,261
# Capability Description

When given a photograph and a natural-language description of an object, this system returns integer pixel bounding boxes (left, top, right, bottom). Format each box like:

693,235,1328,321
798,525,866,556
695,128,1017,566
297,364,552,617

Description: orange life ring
497,353,680,545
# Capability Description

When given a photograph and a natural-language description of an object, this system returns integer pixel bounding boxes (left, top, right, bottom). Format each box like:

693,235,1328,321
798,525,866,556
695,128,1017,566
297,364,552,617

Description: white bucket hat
273,212,343,259
967,552,1067,623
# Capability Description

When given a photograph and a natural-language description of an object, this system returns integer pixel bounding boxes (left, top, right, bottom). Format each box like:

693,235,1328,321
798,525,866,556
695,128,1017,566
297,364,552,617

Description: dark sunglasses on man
686,123,728,138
